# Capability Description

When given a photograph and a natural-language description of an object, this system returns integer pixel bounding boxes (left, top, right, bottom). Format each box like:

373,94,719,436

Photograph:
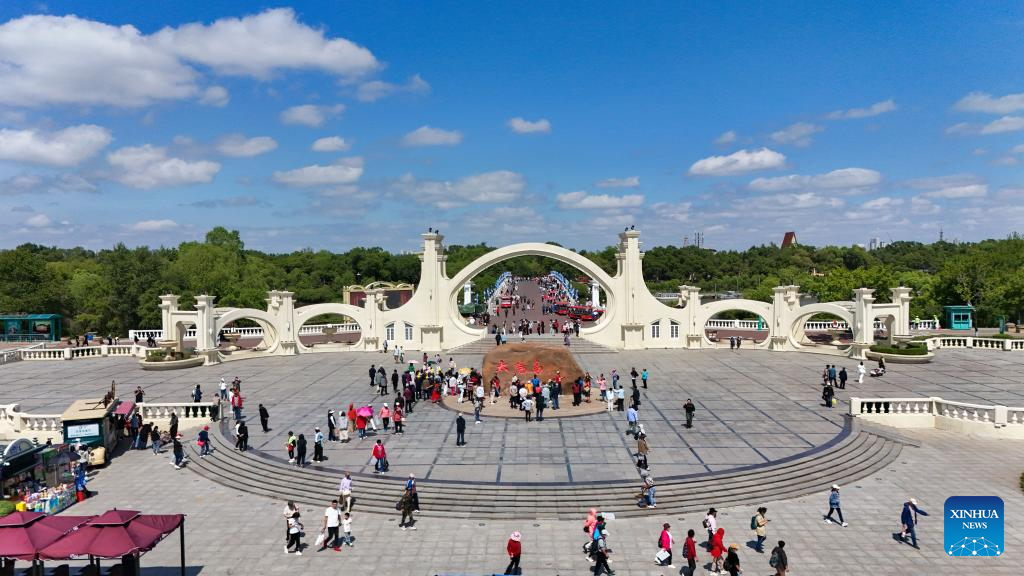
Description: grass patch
985,333,1022,340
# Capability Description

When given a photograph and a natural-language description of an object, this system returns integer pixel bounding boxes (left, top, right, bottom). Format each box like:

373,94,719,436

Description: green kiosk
943,305,974,331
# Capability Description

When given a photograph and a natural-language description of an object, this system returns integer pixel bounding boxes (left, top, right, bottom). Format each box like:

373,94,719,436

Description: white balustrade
852,396,1024,438
138,402,218,422
129,322,362,343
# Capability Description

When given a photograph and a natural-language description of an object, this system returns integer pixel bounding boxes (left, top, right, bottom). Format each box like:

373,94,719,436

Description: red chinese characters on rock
514,362,527,375
496,360,510,373
532,361,544,375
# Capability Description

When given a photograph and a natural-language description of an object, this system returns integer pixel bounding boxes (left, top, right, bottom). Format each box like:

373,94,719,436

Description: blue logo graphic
944,496,1003,557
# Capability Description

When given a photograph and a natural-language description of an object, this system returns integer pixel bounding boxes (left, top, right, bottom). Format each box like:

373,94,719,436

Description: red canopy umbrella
0,512,93,561
38,510,183,560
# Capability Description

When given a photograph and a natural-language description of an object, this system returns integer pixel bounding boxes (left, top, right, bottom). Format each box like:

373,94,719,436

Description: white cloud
311,136,352,152
714,130,737,145
107,144,221,189
746,192,843,211
769,122,823,146
0,125,112,167
826,99,898,119
749,168,882,192
981,116,1024,134
23,213,52,227
0,14,199,107
199,86,229,107
910,196,940,215
1012,144,1024,154
507,117,551,134
215,134,278,157
280,104,345,127
272,157,364,187
555,191,644,210
355,74,430,102
152,8,378,79
400,125,463,147
0,173,97,195
862,196,903,210
920,184,988,199
130,219,178,232
953,91,1024,115
688,148,786,176
596,176,640,188
395,170,524,208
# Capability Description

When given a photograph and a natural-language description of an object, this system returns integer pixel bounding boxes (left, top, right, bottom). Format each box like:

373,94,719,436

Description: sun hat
510,531,522,541
832,484,840,490
910,498,917,506
729,543,739,550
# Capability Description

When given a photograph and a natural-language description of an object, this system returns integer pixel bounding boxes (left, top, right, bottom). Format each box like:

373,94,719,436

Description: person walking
339,472,353,512
684,399,696,428
724,543,741,576
237,420,249,452
753,506,769,552
630,367,639,387
282,501,299,551
897,498,928,549
828,364,837,386
838,367,848,389
683,529,698,576
522,397,533,422
380,404,391,432
626,405,638,436
824,484,848,526
258,403,270,432
398,488,416,530
372,440,387,474
857,361,866,384
341,512,354,547
319,500,342,552
393,404,404,435
711,530,726,574
770,540,788,576
455,413,467,446
312,428,324,463
641,368,649,389
405,474,420,511
197,425,211,458
636,432,650,470
592,533,614,575
230,389,244,421
327,409,338,442
295,434,307,467
368,364,376,387
172,433,185,469
704,508,718,550
219,378,227,401
150,425,162,454
822,383,835,408
657,523,674,568
504,531,522,574
286,514,303,555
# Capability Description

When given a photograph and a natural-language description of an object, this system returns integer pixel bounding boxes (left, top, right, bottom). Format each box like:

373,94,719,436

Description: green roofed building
0,313,62,342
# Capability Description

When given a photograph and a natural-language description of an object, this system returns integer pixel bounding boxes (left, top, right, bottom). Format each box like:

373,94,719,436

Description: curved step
186,418,903,519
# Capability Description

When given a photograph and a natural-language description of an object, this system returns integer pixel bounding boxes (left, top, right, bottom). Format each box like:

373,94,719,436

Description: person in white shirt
341,512,354,546
219,378,228,401
320,500,342,551
857,361,866,384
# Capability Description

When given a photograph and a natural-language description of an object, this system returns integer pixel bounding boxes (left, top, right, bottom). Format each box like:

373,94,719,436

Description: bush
870,343,929,356
986,333,1021,340
0,500,16,517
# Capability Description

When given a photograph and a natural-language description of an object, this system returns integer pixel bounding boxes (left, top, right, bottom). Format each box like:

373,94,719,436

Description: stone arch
444,243,618,339
695,299,774,348
294,303,368,351
215,308,281,354
787,303,855,349
872,311,898,345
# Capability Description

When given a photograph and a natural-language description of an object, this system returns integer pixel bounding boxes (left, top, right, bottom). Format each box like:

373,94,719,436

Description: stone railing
14,345,154,362
0,403,64,444
129,322,361,342
924,336,1023,352
910,319,939,330
704,319,885,331
137,401,219,424
851,396,1024,439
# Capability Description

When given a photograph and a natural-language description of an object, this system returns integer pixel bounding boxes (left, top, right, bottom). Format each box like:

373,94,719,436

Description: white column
591,280,601,308
463,282,472,305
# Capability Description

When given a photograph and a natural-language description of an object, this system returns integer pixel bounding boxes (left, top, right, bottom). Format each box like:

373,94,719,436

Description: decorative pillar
678,285,702,348
770,285,800,350
193,295,219,365
159,294,180,343
851,288,876,359
463,282,472,306
890,287,913,341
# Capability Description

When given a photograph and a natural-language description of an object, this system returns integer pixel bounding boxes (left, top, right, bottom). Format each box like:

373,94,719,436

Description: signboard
65,423,100,439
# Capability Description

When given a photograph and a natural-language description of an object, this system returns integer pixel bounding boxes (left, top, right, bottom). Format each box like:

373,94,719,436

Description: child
342,512,353,546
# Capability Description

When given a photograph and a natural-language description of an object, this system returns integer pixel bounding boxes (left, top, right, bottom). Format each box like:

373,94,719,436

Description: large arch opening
296,313,361,347
445,244,617,342
704,309,770,345
789,309,854,349
215,309,281,357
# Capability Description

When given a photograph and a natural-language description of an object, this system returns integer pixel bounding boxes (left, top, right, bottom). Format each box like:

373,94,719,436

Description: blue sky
0,2,1022,252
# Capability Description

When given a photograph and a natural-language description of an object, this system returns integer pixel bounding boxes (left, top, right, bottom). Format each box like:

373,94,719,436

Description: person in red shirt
371,440,387,474
392,404,404,435
684,529,699,575
504,531,521,574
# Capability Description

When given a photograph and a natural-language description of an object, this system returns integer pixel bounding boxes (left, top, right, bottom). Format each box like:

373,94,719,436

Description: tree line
1,226,1021,337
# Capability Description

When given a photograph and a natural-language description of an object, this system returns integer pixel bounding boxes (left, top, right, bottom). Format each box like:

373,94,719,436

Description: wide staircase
187,417,904,520
447,335,617,355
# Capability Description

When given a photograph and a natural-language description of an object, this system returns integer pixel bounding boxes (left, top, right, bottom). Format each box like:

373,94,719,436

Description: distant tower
939,226,944,242
781,231,798,248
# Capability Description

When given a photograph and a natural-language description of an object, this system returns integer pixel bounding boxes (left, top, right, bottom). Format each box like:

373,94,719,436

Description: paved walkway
5,349,1024,486
55,425,1024,575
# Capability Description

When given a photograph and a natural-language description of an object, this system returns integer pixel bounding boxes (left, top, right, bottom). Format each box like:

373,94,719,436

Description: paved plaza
3,348,1024,573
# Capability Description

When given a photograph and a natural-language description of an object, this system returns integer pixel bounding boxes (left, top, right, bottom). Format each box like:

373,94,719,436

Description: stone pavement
54,425,1024,575
4,348,1024,485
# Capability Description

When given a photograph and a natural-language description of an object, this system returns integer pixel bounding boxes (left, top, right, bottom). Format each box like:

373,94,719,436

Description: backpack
751,515,759,530
702,518,709,529
769,549,780,568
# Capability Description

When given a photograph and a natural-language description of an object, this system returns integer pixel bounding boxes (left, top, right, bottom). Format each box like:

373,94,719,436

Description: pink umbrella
356,406,374,417
38,510,183,560
0,512,93,561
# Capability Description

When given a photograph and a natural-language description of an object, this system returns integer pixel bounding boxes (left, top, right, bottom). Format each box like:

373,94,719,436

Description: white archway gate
157,230,911,364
